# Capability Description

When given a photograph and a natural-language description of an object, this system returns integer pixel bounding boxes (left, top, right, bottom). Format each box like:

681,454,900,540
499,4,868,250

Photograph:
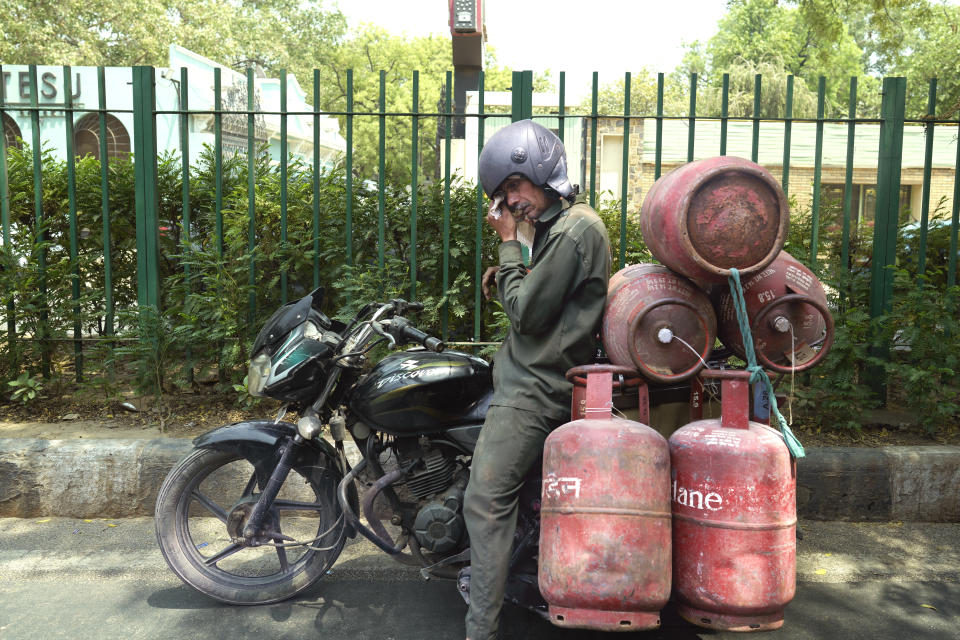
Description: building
450,90,958,228
1,45,345,169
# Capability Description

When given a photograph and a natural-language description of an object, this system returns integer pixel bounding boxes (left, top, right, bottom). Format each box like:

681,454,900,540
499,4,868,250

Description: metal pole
868,76,907,400
810,77,826,268
63,66,82,381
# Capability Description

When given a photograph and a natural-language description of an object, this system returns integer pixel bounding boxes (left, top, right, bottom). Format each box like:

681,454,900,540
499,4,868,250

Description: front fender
193,420,343,483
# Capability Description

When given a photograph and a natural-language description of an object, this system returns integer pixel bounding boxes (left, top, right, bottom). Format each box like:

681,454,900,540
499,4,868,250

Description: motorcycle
154,288,547,613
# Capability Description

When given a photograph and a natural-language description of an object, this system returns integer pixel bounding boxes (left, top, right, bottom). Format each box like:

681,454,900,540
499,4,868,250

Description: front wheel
155,447,345,605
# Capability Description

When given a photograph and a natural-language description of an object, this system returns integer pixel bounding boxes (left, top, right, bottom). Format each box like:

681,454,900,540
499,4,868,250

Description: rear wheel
155,447,345,604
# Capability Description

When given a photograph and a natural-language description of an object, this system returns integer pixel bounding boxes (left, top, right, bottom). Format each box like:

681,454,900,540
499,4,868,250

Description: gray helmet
478,120,573,199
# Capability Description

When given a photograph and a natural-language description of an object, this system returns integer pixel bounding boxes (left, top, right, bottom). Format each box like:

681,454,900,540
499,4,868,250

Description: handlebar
390,317,445,353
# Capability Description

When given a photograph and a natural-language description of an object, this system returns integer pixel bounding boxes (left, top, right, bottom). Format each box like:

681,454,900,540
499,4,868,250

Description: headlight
247,353,272,397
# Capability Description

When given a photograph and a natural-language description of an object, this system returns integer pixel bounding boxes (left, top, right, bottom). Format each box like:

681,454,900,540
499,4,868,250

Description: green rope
728,268,806,459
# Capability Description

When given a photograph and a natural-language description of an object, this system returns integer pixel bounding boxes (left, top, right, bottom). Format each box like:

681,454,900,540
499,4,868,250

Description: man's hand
481,266,500,300
487,203,518,243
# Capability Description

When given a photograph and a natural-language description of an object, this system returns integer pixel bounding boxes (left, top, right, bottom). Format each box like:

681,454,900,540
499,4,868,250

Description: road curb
1,438,958,520
797,446,960,521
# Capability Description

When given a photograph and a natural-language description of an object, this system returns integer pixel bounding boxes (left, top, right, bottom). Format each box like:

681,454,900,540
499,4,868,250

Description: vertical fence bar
411,71,419,301
751,74,761,163
511,70,533,121
180,66,192,381
720,73,729,156
0,64,13,370
213,68,224,381
949,109,960,289
473,71,484,341
29,66,49,378
917,79,937,277
214,69,224,257
619,72,630,270
842,77,858,283
132,66,161,313
280,70,288,304
246,68,256,328
782,75,794,198
378,70,386,276
63,67,82,381
687,73,697,163
655,73,663,180
590,72,598,207
312,71,321,289
98,68,113,341
558,72,565,145
870,77,907,321
869,77,907,400
810,76,826,268
442,73,453,340
345,69,354,271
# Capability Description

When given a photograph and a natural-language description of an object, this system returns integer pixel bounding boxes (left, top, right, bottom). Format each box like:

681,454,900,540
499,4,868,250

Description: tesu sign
1,70,82,104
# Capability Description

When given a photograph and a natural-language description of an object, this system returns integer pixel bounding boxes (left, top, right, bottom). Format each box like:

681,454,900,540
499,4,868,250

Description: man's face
497,175,552,222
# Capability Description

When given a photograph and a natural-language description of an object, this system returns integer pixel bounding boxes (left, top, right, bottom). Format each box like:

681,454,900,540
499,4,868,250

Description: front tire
155,447,345,605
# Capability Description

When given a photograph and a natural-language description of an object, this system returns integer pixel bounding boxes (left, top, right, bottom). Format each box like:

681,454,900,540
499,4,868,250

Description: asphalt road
1,518,958,640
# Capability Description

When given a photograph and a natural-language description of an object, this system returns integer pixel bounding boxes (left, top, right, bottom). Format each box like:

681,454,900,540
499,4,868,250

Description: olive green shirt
491,199,611,420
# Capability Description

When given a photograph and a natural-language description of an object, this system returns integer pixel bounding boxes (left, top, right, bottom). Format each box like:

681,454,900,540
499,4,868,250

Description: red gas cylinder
716,251,835,373
640,156,789,283
602,264,717,383
540,367,671,631
669,369,796,631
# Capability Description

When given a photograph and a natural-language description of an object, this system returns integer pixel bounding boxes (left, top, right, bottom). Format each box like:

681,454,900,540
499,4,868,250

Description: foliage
678,58,824,119
0,141,506,395
7,371,43,405
784,189,960,433
0,0,347,94
313,26,452,184
311,27,553,184
886,4,960,118
839,0,959,117
876,272,960,433
580,68,663,117
683,0,879,117
793,306,882,430
593,196,653,269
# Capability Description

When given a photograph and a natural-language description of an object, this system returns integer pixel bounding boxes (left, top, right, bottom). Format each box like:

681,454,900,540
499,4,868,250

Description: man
463,119,611,640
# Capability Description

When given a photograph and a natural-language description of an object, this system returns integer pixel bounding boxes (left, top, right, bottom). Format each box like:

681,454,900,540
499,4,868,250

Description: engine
395,442,469,555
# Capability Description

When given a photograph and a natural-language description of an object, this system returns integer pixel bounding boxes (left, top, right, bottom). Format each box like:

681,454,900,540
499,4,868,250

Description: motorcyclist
463,119,611,640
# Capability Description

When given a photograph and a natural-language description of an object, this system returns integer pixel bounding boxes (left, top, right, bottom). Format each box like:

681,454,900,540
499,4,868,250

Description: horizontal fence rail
0,64,958,392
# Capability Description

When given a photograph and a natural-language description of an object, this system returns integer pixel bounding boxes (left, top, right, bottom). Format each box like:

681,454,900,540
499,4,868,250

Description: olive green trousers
463,405,563,640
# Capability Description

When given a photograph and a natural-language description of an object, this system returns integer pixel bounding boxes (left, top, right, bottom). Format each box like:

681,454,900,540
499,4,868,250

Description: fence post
132,66,161,312
868,76,907,399
510,70,533,122
0,64,15,373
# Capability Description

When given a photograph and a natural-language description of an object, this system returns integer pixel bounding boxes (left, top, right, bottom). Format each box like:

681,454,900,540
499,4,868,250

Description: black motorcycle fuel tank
349,350,491,435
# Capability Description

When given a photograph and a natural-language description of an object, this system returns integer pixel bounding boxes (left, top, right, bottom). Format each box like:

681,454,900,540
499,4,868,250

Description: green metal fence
1,65,959,386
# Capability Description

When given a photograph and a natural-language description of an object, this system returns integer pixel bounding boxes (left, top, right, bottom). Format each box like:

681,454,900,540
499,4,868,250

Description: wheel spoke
275,543,290,572
242,471,258,498
202,542,245,567
191,490,228,522
273,499,324,512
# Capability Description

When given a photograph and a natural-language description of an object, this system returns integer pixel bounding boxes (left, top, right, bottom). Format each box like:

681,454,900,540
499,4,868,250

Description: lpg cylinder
602,264,717,383
540,367,671,631
716,251,835,373
669,369,796,631
640,156,789,283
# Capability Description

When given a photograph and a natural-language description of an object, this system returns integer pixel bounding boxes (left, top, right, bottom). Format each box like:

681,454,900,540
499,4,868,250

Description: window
822,183,912,229
73,113,130,160
599,134,623,202
2,113,22,150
